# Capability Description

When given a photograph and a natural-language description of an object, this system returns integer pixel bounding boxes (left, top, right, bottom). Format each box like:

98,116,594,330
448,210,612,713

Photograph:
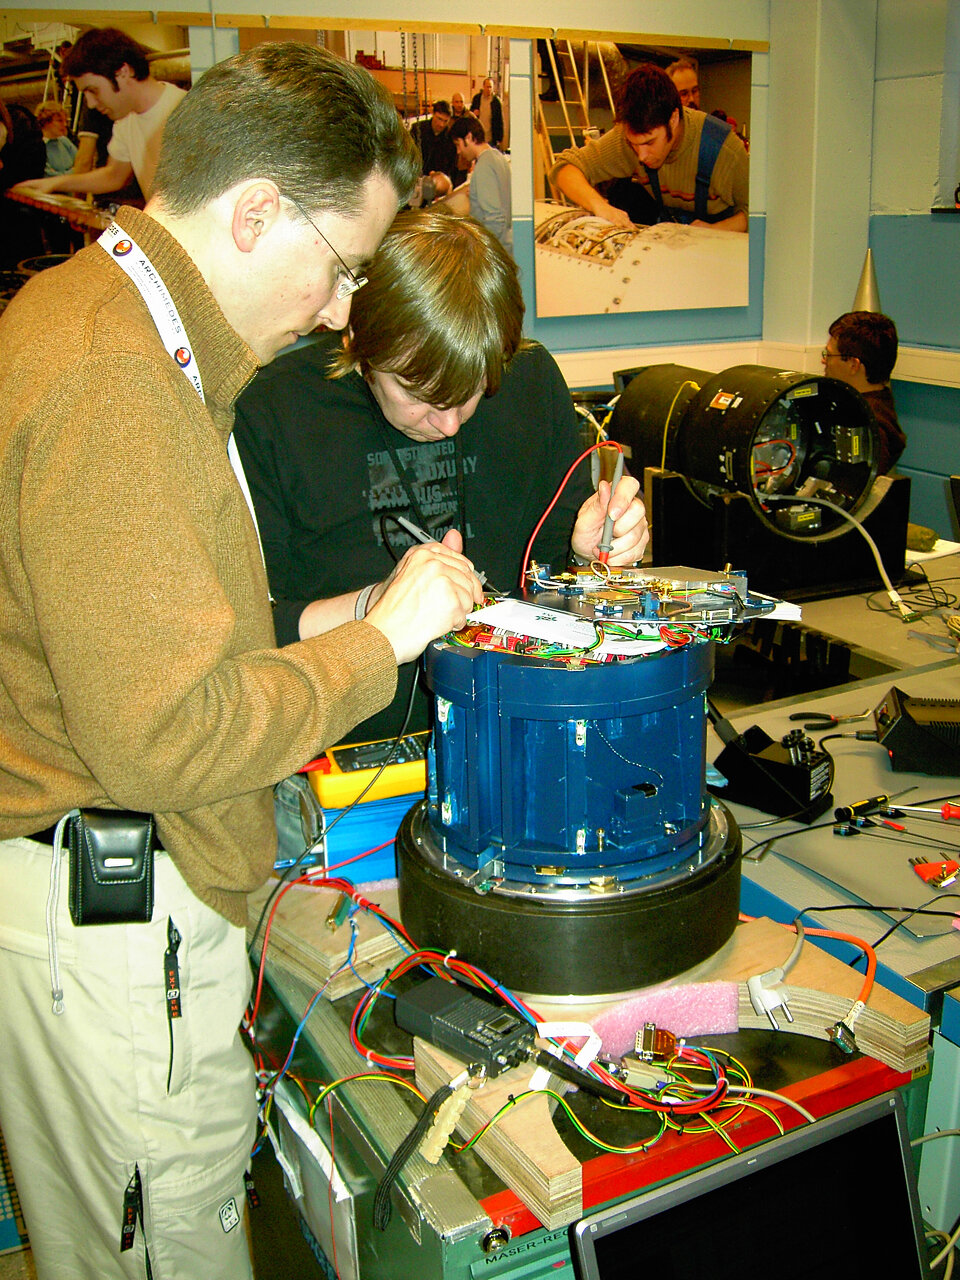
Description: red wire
248,867,417,1028
518,440,623,587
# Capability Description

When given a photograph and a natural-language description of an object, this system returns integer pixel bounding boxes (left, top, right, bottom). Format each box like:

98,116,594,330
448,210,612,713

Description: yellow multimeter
307,731,429,809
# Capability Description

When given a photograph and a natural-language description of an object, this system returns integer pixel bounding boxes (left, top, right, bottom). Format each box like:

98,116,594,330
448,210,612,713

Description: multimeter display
330,734,427,772
307,732,429,808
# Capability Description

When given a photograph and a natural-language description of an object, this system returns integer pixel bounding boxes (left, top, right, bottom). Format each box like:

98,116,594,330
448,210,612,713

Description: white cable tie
535,1021,601,1069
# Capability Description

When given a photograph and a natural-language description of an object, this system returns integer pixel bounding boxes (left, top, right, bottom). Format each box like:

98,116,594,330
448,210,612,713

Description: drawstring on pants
45,809,79,1015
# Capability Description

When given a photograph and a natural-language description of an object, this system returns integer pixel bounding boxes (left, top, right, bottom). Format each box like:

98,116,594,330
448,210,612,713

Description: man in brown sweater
0,43,481,1279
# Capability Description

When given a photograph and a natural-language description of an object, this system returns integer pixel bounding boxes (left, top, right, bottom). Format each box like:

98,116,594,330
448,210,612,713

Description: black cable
378,512,407,564
866,892,960,953
788,899,960,963
247,670,421,965
739,816,851,857
373,1082,454,1230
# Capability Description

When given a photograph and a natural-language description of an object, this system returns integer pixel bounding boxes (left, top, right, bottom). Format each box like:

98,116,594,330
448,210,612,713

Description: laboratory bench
253,556,960,1276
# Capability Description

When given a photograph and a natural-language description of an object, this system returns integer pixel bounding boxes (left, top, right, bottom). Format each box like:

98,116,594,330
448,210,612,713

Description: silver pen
394,515,488,588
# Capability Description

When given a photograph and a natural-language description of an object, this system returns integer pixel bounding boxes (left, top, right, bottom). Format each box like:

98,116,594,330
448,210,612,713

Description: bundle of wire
248,871,885,1236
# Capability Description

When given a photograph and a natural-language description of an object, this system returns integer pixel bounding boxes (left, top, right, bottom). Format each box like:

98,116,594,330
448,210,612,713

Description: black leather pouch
67,808,156,926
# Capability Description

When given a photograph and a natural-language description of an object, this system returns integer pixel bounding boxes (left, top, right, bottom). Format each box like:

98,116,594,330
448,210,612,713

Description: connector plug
619,1054,669,1090
634,1021,678,1062
827,1019,857,1054
747,970,794,1031
889,592,919,624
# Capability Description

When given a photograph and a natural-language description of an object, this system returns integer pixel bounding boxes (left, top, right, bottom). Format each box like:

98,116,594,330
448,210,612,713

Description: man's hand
365,529,484,665
553,163,635,230
690,210,748,233
11,176,63,195
571,475,649,566
594,200,634,229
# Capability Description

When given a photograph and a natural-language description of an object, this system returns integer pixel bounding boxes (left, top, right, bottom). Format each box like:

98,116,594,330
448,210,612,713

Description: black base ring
397,801,742,999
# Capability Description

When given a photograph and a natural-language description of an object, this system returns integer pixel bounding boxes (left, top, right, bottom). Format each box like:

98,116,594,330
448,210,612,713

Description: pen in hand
395,515,490,589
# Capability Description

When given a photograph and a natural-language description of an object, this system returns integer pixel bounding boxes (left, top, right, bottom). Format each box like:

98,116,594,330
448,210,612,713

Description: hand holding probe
596,449,625,565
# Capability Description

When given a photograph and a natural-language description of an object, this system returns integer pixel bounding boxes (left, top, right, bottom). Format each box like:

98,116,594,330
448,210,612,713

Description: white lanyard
98,223,269,580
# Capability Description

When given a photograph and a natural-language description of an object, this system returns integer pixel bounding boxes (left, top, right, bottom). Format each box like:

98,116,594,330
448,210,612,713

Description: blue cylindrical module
424,639,714,886
399,638,740,996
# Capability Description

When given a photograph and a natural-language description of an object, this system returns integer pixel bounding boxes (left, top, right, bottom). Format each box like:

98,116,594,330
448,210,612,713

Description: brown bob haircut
331,206,527,408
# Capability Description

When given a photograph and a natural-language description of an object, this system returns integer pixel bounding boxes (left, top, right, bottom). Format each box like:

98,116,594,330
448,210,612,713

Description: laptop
570,1092,929,1278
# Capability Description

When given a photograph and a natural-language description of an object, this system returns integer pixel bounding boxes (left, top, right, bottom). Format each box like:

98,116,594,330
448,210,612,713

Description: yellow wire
308,1073,427,1129
660,380,700,471
700,1109,741,1154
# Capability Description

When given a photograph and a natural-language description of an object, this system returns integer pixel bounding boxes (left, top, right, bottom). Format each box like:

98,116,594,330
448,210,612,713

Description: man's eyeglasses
287,195,368,301
821,348,845,362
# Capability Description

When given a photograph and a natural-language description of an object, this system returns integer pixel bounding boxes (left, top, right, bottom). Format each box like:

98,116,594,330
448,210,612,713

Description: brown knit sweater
0,208,397,925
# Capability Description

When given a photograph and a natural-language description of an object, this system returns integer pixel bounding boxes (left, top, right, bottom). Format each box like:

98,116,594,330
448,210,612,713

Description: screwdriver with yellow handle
833,787,916,822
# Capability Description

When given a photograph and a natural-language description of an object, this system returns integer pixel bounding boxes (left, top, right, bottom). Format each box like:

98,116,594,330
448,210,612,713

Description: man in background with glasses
0,43,482,1279
822,311,905,473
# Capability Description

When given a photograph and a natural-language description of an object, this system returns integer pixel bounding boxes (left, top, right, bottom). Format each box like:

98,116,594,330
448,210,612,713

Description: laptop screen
570,1092,929,1279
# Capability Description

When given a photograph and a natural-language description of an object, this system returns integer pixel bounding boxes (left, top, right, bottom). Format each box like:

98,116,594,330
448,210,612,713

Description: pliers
788,709,871,729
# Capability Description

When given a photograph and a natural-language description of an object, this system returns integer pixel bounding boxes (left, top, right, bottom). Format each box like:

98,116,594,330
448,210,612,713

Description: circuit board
447,565,783,664
524,562,775,626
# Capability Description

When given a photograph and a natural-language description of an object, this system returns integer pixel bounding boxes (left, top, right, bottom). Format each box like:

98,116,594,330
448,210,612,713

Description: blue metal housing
424,640,714,886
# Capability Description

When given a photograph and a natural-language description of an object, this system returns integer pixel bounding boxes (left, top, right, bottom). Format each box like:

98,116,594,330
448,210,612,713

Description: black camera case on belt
68,808,156,926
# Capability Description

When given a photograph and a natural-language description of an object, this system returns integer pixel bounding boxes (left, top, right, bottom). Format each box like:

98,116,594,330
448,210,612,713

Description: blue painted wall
870,2,959,535
869,215,960,349
892,378,960,538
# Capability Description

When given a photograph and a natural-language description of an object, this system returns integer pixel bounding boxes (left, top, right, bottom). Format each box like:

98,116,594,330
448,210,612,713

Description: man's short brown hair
62,28,151,87
617,62,681,134
331,206,525,407
829,311,898,384
450,114,485,146
152,43,419,221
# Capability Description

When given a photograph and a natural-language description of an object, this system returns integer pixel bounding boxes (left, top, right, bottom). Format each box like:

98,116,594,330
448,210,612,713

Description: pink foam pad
355,876,399,893
589,982,740,1057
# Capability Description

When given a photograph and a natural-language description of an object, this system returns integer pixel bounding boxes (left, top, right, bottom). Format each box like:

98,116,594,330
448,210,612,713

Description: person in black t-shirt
822,311,905,473
410,99,461,191
235,207,648,740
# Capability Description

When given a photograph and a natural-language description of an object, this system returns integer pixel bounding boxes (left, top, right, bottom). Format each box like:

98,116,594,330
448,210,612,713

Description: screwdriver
887,801,960,822
833,787,916,823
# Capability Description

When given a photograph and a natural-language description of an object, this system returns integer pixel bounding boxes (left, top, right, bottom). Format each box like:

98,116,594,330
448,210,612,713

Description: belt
28,821,165,851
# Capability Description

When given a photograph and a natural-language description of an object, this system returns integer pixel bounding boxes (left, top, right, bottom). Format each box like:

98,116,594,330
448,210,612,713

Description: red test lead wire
518,440,624,585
